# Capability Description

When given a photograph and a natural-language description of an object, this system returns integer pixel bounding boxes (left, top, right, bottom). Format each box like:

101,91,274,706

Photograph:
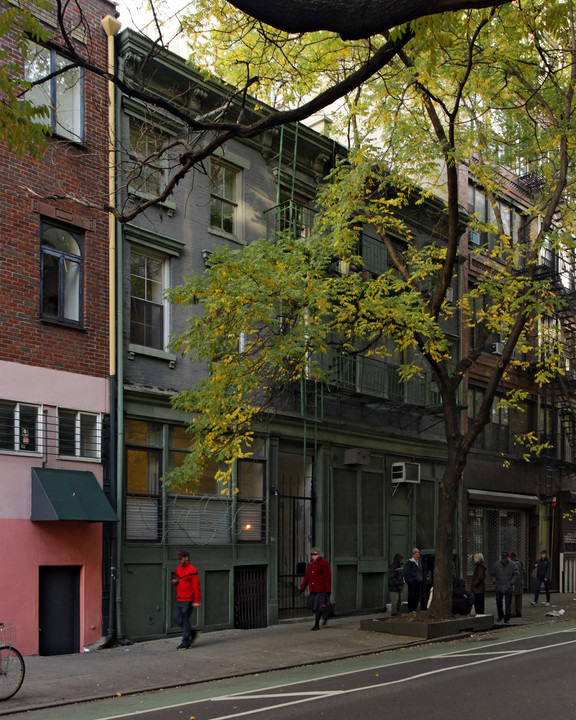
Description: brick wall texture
0,0,116,378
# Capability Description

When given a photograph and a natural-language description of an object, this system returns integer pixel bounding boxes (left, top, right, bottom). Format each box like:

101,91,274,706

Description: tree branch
226,0,512,41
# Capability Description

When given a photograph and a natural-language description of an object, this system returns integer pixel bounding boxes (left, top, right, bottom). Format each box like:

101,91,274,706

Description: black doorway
39,566,80,656
277,452,315,618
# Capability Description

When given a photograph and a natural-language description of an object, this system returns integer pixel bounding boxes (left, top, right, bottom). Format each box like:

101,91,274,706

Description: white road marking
91,628,576,720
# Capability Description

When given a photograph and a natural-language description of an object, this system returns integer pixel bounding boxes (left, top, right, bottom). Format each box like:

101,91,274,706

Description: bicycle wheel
0,645,25,700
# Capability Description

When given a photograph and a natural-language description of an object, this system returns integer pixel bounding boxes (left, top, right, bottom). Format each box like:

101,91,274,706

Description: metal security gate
234,566,267,629
277,452,315,618
278,493,315,616
467,507,529,589
560,552,576,592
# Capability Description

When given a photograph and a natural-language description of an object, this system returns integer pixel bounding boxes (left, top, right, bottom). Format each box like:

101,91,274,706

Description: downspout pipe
101,13,122,646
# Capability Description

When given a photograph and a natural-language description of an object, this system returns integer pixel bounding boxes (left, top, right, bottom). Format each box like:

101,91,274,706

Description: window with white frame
24,41,84,141
128,118,167,197
41,220,83,326
58,409,101,459
210,159,239,236
0,401,42,453
130,248,166,350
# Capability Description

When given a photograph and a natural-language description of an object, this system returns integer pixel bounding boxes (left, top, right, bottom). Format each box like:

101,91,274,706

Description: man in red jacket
172,550,201,650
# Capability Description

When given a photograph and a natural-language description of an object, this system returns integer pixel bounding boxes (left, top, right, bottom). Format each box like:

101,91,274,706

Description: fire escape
263,197,443,416
535,250,576,465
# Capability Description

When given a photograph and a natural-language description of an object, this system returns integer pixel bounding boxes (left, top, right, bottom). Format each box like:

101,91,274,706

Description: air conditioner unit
492,341,505,355
391,462,421,484
445,286,454,303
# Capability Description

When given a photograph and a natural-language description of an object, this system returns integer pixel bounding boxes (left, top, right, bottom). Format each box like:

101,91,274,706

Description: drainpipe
101,13,122,645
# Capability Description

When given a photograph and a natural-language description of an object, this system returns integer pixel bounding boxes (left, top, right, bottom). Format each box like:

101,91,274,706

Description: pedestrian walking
510,551,524,617
491,550,519,624
531,549,551,606
172,550,201,650
471,552,487,614
388,553,404,616
300,547,332,631
403,547,424,612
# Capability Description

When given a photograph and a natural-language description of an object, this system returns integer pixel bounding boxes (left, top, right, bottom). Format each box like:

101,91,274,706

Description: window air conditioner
445,286,454,303
391,461,421,484
491,341,505,355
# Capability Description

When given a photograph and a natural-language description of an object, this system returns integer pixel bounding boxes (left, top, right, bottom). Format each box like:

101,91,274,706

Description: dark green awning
31,467,118,522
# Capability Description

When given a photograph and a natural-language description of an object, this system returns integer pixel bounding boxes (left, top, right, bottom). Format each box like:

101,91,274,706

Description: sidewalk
3,593,576,716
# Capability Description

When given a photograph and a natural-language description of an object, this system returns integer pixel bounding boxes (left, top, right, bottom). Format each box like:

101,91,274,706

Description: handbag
322,600,336,620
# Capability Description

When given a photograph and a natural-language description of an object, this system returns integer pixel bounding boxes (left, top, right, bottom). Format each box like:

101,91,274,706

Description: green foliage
166,0,576,502
178,0,369,111
0,0,51,157
165,235,330,486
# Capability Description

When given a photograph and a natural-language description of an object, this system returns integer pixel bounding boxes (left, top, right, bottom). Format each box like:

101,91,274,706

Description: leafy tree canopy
169,0,576,474
167,0,576,616
0,0,51,157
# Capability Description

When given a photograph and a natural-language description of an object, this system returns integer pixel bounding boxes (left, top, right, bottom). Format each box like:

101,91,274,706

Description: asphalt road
12,624,576,720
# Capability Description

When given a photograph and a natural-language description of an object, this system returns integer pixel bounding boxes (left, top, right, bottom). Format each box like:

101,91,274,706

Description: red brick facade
0,0,115,378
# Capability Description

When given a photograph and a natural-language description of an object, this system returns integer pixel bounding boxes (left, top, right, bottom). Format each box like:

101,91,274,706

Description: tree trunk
227,0,512,40
428,444,466,617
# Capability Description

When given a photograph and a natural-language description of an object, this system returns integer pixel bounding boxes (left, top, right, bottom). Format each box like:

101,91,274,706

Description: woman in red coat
300,547,332,630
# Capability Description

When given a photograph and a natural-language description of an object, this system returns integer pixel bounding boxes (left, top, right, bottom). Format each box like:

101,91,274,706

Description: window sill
208,227,245,245
48,131,87,147
40,317,85,331
128,188,176,216
128,344,177,367
0,449,42,457
57,454,102,463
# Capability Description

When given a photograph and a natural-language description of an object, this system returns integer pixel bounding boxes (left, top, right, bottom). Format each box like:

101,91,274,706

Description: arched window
40,221,83,325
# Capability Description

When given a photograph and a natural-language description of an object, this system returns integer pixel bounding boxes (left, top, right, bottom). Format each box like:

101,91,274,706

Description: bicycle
0,623,25,700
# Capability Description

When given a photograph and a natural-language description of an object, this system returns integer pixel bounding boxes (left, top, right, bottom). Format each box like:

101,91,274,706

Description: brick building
0,0,118,655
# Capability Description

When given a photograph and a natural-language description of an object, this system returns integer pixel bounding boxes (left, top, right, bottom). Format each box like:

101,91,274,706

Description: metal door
389,514,410,563
234,566,267,628
39,566,80,656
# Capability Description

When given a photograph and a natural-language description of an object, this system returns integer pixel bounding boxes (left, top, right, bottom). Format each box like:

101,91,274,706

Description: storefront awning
31,467,118,522
467,489,539,508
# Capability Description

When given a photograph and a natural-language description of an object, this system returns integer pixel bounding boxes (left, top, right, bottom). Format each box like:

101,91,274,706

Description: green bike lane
11,620,576,720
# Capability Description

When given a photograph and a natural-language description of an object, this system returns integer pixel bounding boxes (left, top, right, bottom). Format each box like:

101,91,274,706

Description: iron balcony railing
265,200,316,241
319,348,442,408
264,200,389,276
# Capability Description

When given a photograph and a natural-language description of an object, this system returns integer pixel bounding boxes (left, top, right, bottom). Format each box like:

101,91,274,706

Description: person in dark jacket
403,548,424,612
531,549,551,606
452,578,474,615
388,554,404,616
300,547,332,630
471,553,487,614
510,551,524,617
491,550,519,624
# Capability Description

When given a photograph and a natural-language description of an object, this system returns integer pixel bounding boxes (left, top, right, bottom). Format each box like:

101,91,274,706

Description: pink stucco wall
0,361,111,656
0,520,104,656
